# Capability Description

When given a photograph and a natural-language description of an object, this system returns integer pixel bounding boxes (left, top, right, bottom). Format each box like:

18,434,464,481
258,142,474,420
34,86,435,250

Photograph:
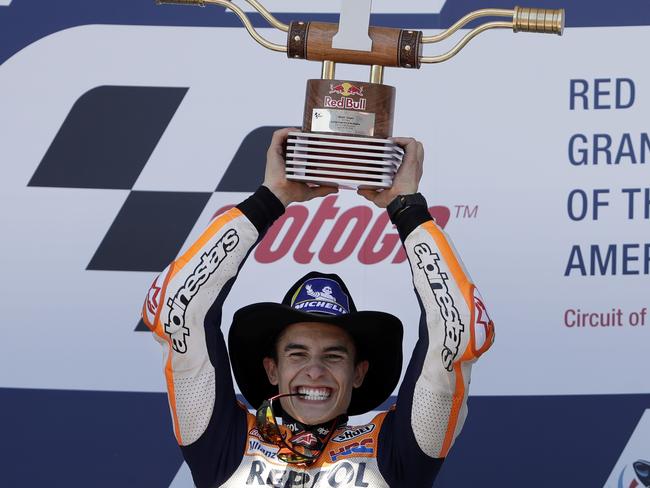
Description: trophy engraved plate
156,0,565,189
311,109,376,136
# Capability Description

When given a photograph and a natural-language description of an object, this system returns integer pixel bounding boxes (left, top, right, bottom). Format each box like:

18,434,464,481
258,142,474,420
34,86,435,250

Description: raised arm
142,128,337,486
359,138,495,486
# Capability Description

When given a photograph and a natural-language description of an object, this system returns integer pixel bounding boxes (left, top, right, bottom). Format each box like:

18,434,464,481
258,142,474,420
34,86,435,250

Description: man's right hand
262,128,338,207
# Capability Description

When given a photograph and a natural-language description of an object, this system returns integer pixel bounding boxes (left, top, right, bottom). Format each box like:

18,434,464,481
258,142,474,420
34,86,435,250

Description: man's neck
281,414,348,449
282,414,348,433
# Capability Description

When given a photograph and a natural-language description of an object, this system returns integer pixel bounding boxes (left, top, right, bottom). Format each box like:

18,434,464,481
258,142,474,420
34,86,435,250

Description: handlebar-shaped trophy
157,0,564,189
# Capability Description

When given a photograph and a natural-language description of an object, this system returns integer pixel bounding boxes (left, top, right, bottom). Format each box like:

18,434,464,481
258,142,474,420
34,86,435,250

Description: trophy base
285,131,403,190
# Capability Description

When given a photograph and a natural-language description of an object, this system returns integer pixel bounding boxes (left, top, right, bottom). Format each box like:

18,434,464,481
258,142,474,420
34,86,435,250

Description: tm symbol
454,205,479,219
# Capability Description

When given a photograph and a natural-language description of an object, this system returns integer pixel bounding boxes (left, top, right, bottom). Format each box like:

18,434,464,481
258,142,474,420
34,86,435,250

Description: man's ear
263,357,279,386
353,360,369,388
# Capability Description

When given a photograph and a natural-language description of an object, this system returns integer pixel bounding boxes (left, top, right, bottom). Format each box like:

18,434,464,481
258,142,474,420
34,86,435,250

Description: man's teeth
298,387,331,400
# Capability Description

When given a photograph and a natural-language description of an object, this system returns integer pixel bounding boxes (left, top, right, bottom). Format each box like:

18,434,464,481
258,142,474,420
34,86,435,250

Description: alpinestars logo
165,228,239,353
413,242,464,371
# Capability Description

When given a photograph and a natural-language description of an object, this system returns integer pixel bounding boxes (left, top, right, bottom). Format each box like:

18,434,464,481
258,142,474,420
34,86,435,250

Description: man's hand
263,128,338,207
357,137,424,208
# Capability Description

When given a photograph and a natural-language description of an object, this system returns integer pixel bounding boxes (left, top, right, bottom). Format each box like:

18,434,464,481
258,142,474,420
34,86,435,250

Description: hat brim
228,302,403,416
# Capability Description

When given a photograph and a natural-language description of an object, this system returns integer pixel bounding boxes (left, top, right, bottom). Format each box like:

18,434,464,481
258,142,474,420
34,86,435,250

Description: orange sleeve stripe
422,221,472,311
140,260,181,444
153,262,176,336
141,302,155,332
439,362,465,457
421,221,471,457
143,210,245,446
169,207,243,281
151,261,184,444
460,284,479,362
157,208,244,445
165,341,183,445
150,261,177,340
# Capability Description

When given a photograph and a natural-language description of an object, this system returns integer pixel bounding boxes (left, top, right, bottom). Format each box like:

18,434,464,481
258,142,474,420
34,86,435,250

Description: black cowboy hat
228,271,403,416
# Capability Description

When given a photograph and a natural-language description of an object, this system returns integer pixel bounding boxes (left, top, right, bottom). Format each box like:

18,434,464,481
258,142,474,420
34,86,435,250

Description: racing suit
143,186,494,487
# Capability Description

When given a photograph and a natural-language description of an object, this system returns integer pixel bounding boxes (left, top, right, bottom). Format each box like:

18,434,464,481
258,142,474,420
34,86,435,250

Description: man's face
263,322,369,426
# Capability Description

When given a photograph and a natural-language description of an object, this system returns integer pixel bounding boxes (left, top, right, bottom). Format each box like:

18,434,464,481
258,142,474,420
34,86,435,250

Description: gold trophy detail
157,0,564,189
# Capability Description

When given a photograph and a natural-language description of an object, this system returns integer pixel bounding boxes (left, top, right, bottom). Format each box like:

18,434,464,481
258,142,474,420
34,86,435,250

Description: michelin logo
294,300,346,314
414,242,465,371
165,229,239,353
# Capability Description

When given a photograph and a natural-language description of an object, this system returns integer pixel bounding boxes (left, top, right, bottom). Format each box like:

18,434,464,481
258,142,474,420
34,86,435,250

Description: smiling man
143,128,494,487
262,322,369,424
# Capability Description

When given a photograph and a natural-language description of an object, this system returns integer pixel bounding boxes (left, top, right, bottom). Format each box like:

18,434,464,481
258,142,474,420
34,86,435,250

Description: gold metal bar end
513,6,565,35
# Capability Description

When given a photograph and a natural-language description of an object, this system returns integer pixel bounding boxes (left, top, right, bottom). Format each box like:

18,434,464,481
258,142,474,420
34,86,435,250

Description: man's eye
325,355,344,361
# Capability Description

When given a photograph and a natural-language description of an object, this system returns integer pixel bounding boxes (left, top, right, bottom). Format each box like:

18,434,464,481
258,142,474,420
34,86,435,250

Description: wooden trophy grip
287,21,423,69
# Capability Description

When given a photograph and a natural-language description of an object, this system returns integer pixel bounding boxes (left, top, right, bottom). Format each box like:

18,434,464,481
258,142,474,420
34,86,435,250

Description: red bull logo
329,82,364,97
325,82,368,110
323,96,367,110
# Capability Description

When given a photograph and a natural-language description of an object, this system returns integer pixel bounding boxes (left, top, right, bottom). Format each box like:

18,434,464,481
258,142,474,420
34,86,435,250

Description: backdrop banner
1,1,648,486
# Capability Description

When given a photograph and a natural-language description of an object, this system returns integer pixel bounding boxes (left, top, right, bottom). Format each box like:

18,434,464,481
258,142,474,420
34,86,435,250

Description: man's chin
289,404,339,426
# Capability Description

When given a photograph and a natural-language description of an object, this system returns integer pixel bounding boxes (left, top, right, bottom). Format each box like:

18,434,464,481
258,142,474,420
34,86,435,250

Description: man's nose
304,361,326,379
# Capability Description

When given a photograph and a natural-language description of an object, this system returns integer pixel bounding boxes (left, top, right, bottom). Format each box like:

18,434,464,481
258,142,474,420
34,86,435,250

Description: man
143,128,494,487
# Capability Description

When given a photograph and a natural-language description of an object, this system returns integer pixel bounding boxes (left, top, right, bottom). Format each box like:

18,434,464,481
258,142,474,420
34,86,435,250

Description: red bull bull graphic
329,82,365,97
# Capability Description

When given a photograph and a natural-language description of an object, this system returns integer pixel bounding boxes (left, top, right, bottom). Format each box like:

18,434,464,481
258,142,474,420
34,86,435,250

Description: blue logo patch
290,278,350,316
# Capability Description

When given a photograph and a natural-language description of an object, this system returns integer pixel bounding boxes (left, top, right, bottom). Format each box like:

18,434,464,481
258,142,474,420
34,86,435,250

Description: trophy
157,0,564,189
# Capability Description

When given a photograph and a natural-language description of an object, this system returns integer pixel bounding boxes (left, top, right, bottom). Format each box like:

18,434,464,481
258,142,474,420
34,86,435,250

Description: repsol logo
164,229,239,352
214,196,451,265
414,242,465,371
333,424,375,442
246,460,372,487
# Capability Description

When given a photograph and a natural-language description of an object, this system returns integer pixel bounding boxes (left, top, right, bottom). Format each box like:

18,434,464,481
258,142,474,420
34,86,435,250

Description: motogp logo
619,459,650,488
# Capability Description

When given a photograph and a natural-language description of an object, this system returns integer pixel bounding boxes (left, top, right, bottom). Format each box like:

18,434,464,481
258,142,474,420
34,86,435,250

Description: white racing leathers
143,188,495,488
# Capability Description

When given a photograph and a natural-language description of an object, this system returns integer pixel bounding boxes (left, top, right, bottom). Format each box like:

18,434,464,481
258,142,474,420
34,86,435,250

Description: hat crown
288,277,351,316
